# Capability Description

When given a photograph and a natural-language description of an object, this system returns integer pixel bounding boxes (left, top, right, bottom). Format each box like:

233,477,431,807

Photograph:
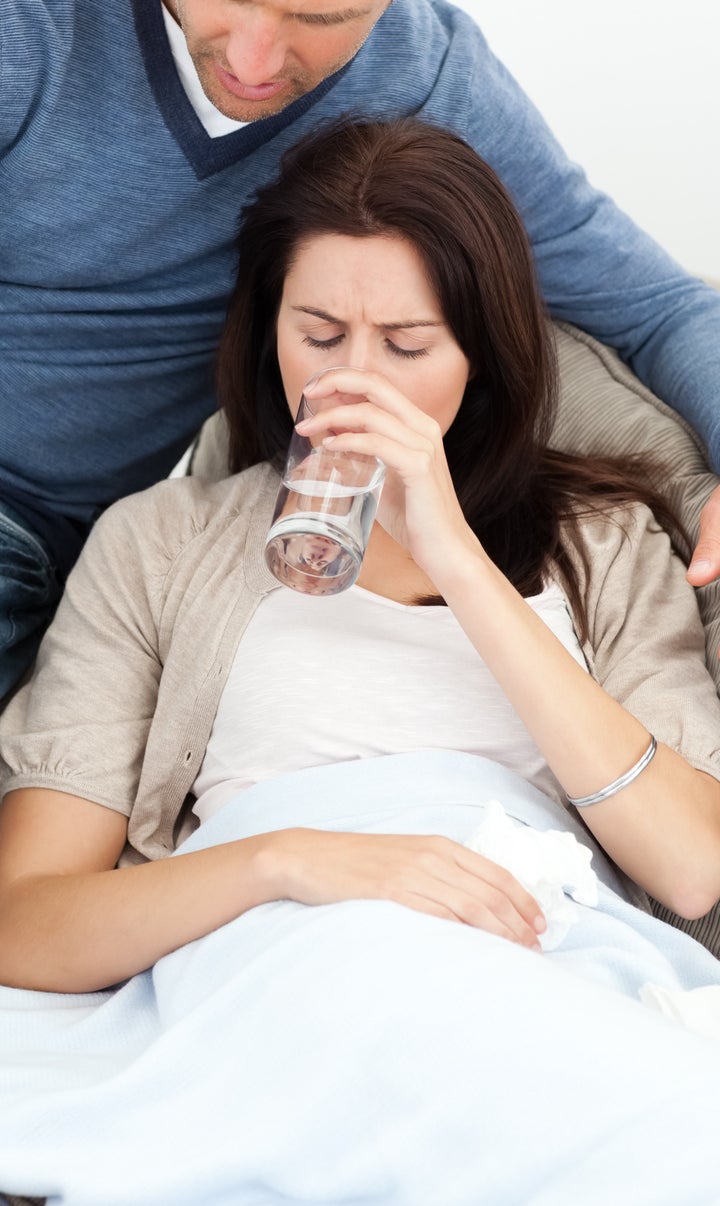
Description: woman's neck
356,524,440,604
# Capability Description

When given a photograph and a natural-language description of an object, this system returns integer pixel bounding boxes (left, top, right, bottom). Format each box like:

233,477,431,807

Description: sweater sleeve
0,1,73,153
562,504,720,779
457,21,720,467
0,493,169,815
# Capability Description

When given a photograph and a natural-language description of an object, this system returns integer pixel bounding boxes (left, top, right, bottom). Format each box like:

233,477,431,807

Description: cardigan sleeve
0,492,170,816
562,503,720,779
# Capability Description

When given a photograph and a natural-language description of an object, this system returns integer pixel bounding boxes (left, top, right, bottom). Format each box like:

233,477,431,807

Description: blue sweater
2,0,719,569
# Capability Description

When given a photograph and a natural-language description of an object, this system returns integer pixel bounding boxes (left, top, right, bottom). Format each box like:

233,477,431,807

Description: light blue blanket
2,750,720,1205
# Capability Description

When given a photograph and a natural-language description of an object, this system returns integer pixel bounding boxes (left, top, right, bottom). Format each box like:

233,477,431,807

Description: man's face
165,0,391,122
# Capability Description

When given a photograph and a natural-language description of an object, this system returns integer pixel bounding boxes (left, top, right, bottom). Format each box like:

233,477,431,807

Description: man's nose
224,9,288,83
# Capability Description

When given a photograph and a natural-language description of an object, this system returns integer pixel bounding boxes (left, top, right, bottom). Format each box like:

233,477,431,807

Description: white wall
453,0,720,280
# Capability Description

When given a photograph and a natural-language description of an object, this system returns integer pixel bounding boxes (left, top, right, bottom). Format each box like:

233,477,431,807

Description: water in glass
265,460,385,596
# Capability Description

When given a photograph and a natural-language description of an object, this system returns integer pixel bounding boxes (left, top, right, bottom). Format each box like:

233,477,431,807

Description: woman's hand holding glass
299,368,480,586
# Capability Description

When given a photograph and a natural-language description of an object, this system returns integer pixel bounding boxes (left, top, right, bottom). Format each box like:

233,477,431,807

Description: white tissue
639,982,720,1041
464,799,598,950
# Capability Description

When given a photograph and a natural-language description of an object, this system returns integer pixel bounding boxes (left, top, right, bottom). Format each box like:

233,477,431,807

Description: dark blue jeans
0,503,62,703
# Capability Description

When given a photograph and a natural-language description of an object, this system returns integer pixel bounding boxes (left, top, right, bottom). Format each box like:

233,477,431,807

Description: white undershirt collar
161,4,248,138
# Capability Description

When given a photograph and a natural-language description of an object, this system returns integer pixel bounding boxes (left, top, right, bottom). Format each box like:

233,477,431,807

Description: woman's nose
341,336,376,374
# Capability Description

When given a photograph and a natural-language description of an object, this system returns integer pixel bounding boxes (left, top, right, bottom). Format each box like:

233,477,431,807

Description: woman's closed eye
302,333,344,351
301,333,430,360
386,341,429,360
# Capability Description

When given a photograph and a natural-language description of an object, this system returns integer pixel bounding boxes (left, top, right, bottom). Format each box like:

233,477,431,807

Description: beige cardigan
2,463,720,944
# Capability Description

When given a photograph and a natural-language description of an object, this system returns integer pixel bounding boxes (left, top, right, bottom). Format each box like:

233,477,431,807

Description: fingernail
689,558,711,573
534,915,546,934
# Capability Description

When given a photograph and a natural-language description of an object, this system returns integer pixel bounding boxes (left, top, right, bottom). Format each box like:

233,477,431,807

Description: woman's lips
213,62,289,101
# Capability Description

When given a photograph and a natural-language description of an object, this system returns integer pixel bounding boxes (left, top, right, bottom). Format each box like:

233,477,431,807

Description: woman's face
276,233,472,429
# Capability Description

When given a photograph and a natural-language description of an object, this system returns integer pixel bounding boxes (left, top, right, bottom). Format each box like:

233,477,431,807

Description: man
2,0,719,700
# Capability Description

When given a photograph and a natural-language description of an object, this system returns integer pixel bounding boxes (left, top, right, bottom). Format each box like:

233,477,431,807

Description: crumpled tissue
639,982,720,1041
464,799,599,950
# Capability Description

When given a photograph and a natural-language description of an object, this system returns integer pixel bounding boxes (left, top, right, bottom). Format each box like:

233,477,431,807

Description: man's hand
687,484,720,586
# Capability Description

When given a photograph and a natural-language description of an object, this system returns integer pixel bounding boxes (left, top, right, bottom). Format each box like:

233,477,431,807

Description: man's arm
446,16,720,462
440,12,720,574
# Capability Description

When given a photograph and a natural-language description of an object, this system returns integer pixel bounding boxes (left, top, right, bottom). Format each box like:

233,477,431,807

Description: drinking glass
264,370,386,596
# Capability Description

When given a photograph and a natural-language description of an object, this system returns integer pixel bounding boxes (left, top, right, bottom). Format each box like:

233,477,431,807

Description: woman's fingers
298,397,440,451
303,367,413,416
455,845,544,930
405,839,545,948
298,401,451,497
302,369,445,441
403,890,542,950
323,431,436,481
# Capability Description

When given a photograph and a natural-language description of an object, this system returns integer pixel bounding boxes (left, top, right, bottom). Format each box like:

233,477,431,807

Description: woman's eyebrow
292,306,341,322
382,320,443,331
292,306,442,329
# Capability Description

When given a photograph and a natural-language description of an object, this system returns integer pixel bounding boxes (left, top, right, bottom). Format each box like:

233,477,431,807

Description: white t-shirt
161,5,247,137
192,581,589,821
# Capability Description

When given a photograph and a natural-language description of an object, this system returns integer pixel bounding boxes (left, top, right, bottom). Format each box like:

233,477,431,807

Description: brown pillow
551,321,720,693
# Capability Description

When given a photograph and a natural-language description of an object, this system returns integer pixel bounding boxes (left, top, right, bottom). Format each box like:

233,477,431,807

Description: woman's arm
0,788,277,992
439,545,720,919
0,788,545,993
301,369,720,918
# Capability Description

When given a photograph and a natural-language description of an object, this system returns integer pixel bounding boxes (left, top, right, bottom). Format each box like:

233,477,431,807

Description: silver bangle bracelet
566,735,658,808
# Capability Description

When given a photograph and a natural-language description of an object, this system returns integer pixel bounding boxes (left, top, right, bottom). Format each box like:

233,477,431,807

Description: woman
1,118,720,1205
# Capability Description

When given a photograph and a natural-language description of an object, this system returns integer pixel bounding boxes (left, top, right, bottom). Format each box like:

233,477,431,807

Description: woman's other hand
261,827,546,950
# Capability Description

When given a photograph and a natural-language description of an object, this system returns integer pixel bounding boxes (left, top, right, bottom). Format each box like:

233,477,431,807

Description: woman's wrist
246,828,312,906
421,532,496,602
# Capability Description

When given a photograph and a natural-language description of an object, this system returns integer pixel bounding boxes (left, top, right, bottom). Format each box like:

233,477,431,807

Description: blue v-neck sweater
2,0,719,569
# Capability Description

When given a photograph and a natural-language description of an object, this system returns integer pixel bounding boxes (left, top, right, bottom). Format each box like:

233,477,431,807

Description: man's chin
220,96,299,123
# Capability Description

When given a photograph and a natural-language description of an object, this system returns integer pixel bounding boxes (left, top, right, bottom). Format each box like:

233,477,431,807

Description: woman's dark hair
216,117,678,635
